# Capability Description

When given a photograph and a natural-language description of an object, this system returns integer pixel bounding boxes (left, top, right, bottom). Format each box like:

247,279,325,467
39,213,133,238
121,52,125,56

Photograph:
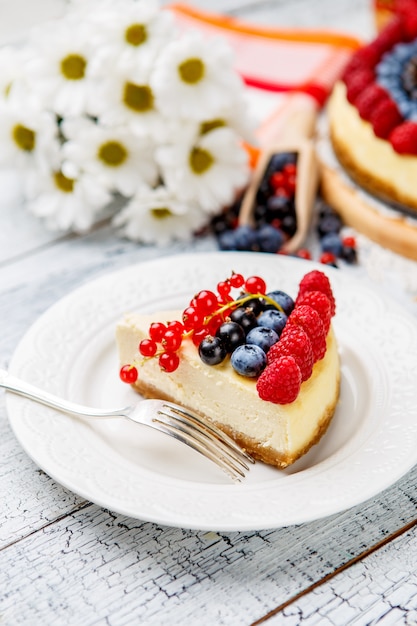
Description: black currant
215,321,245,353
198,336,227,365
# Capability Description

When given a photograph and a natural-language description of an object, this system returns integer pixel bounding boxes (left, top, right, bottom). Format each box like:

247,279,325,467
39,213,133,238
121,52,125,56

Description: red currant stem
205,293,284,321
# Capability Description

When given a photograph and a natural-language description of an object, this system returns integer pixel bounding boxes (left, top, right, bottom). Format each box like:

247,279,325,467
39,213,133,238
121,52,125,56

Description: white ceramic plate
7,252,417,531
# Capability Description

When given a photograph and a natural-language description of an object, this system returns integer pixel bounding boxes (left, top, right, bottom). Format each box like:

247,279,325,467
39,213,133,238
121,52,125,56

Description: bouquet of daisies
0,0,253,245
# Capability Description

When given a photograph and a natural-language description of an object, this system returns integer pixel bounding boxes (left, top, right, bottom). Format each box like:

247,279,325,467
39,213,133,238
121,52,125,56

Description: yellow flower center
123,82,154,112
125,23,147,46
12,124,35,151
54,171,74,193
98,141,128,167
60,54,87,80
178,58,205,84
189,147,214,174
200,119,225,135
151,207,173,219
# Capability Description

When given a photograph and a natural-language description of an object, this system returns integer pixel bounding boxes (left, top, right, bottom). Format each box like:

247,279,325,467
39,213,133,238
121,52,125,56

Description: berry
342,235,356,248
319,251,338,267
235,293,264,316
159,351,180,373
341,245,358,264
229,272,244,288
217,280,231,298
215,321,246,353
389,121,417,155
162,328,182,351
231,344,267,377
229,306,258,333
198,335,227,365
320,232,343,257
288,305,327,361
296,291,332,334
369,98,403,139
344,68,376,104
316,213,342,238
265,290,295,316
167,320,184,335
257,309,288,335
149,322,166,342
232,224,258,251
195,290,218,315
119,364,138,384
246,326,279,353
296,248,312,260
257,223,284,253
182,305,205,331
297,270,336,316
245,275,267,294
269,325,314,382
139,338,157,357
356,84,387,121
256,356,301,404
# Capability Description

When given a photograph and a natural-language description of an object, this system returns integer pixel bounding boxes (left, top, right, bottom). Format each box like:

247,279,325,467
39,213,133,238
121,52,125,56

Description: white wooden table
1,2,417,624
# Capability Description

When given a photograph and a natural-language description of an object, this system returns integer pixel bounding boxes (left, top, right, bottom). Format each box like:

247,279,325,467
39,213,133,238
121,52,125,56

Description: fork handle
0,368,126,419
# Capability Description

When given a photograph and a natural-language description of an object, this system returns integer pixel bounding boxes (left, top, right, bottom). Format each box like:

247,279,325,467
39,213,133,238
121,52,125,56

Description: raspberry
344,68,375,104
389,121,417,155
269,325,314,382
297,270,336,316
295,290,332,334
256,356,301,404
369,98,403,139
373,17,404,52
356,84,388,121
288,305,327,361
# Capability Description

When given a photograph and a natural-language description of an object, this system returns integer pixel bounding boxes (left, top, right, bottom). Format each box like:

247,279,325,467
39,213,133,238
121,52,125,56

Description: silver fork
0,368,254,482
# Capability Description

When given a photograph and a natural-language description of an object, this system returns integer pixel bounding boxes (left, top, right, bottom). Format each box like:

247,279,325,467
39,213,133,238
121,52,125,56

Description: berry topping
159,351,180,373
288,305,327,361
389,121,417,154
297,270,336,316
256,356,301,404
257,309,288,336
230,306,258,333
268,325,314,382
356,84,388,121
215,321,246,353
295,291,332,334
231,344,267,377
245,275,267,294
264,290,295,316
246,326,279,353
149,322,166,342
139,338,158,357
198,335,227,366
369,98,403,139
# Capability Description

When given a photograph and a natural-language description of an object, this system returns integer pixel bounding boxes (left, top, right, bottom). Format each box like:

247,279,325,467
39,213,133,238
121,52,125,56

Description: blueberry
321,232,343,257
198,336,227,365
231,344,267,377
317,213,342,238
341,245,358,264
266,194,292,215
232,225,258,251
218,230,237,250
267,151,297,173
257,309,288,335
215,321,245,353
265,290,295,316
246,326,279,353
281,213,297,237
257,224,285,253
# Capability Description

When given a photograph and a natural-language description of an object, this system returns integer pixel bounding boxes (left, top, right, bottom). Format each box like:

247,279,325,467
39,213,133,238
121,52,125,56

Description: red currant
192,328,209,346
149,322,166,342
159,351,180,372
274,186,289,198
139,339,157,357
283,163,297,177
270,171,285,190
320,252,337,265
195,290,218,315
162,328,182,351
342,235,356,248
285,174,297,195
167,320,184,335
182,305,205,331
206,313,224,335
229,272,244,288
217,280,231,298
296,248,312,260
245,275,267,294
119,365,138,384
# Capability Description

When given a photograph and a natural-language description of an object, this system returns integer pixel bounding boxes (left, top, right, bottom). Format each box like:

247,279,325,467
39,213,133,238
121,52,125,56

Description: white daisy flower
157,126,249,213
61,117,158,196
87,0,176,74
0,94,58,170
25,166,112,232
92,66,169,141
113,185,207,246
0,46,30,101
25,17,98,117
151,32,244,120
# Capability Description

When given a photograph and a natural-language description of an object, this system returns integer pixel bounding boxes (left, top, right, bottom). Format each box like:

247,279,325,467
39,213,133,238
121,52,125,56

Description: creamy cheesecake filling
328,82,417,210
116,310,340,468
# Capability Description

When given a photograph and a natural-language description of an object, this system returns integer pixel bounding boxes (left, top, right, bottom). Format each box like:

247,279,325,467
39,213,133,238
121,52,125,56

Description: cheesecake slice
116,310,340,469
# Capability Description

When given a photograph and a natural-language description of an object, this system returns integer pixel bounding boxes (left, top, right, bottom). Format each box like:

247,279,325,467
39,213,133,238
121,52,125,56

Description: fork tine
154,405,252,481
163,402,255,465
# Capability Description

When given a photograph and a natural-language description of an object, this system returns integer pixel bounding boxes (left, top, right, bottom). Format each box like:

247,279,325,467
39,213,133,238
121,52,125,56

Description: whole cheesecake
116,271,340,469
327,7,417,212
